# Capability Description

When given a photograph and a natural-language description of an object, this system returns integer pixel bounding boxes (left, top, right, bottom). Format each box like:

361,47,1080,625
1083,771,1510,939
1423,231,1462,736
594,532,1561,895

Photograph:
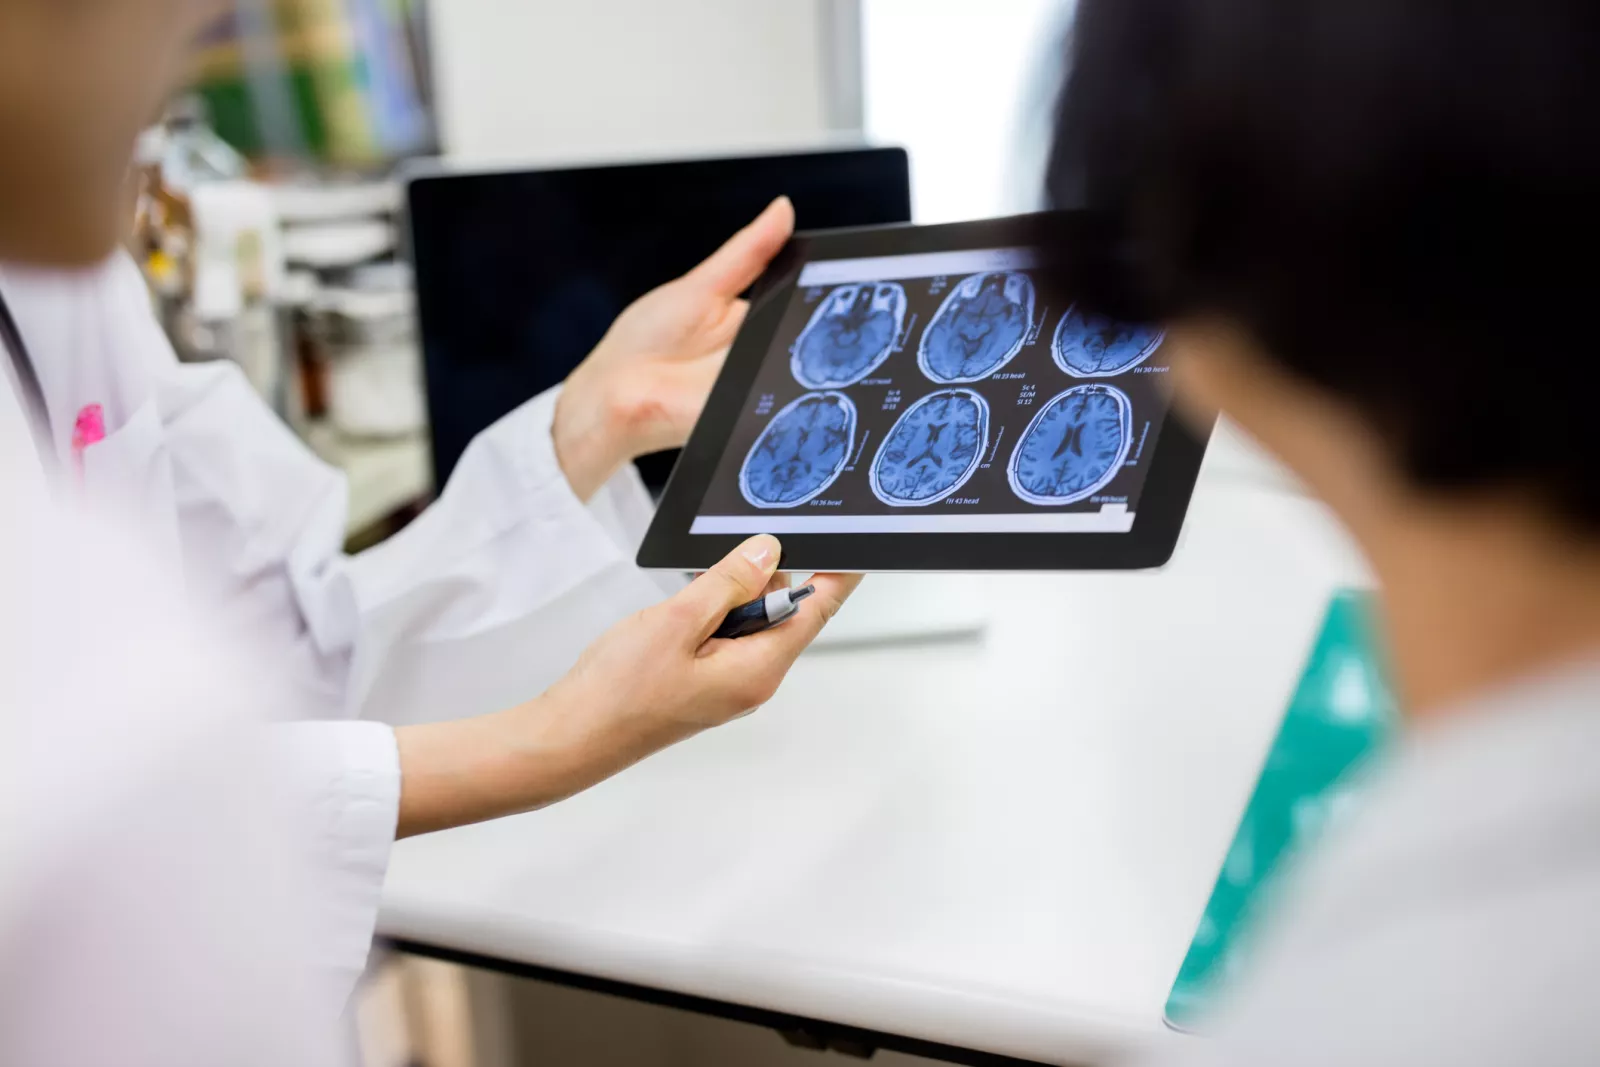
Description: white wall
426,0,847,166
862,0,1073,223
427,0,1077,214
861,0,1292,483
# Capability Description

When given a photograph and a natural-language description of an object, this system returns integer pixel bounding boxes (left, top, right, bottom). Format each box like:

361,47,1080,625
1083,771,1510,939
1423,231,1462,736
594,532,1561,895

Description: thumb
688,197,796,299
670,534,783,644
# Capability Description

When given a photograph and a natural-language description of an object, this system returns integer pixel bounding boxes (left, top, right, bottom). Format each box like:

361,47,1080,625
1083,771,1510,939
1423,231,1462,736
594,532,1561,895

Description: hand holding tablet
640,213,1214,572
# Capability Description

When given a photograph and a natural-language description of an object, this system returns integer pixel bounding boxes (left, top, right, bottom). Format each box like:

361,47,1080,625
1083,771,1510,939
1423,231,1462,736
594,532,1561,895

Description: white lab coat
1,502,343,1066
0,253,679,1000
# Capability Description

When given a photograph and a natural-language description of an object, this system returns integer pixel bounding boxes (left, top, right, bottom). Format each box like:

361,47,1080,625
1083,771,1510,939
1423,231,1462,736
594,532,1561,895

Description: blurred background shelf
302,421,432,541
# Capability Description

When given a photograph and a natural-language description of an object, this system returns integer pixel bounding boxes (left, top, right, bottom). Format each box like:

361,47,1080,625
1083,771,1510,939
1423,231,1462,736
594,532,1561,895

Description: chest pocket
79,399,183,573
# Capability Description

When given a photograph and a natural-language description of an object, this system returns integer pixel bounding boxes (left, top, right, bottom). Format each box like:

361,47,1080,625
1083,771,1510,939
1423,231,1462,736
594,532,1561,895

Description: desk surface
378,463,1369,1066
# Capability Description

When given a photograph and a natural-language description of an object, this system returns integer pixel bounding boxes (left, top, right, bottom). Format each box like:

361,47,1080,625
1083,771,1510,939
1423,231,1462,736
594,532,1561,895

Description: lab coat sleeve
12,252,676,725
337,384,686,724
140,310,678,726
275,719,401,1000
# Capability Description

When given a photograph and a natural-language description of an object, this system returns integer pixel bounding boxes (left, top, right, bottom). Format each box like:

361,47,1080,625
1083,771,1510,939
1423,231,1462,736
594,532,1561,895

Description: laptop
406,147,913,491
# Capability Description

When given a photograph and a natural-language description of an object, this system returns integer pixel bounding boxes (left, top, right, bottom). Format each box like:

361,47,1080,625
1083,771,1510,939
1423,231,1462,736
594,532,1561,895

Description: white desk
378,467,1369,1065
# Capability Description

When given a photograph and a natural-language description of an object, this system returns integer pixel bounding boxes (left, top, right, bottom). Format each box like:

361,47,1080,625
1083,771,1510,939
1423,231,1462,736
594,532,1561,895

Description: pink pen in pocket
71,403,106,484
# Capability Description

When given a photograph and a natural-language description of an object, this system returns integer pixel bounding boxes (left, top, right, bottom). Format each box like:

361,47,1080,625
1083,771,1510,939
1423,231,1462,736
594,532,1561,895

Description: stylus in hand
713,585,816,640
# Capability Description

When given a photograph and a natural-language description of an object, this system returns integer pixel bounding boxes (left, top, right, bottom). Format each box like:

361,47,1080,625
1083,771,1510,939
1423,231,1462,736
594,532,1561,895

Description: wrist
394,687,699,839
482,689,700,824
552,372,630,501
530,674,704,782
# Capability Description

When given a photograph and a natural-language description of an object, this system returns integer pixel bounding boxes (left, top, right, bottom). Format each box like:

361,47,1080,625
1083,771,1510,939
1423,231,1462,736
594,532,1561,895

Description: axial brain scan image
918,272,1036,383
870,388,989,506
739,391,858,508
1052,305,1164,377
1009,384,1133,505
791,282,907,389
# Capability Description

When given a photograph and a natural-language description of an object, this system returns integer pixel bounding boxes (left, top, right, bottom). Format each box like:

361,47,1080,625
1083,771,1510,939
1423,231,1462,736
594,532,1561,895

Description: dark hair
1045,0,1600,526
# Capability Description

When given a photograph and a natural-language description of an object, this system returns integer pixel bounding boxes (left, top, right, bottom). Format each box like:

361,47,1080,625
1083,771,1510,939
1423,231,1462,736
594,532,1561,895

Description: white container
310,286,425,438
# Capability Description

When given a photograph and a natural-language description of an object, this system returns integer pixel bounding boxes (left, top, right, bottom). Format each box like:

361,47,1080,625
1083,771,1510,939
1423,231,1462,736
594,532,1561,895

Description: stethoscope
0,287,59,475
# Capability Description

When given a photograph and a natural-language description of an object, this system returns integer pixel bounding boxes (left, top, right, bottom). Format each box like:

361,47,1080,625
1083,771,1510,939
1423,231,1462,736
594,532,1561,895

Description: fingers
699,573,863,688
772,573,862,649
669,534,783,645
705,297,751,349
687,197,796,299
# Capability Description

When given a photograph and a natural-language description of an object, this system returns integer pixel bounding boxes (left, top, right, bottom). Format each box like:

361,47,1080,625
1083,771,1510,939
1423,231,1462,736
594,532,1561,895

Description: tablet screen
690,247,1174,536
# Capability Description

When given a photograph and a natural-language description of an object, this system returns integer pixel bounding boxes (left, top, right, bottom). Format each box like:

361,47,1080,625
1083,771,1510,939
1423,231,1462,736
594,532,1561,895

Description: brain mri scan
1008,384,1133,505
739,391,858,508
918,272,1036,383
1052,305,1165,377
869,388,990,506
791,282,907,389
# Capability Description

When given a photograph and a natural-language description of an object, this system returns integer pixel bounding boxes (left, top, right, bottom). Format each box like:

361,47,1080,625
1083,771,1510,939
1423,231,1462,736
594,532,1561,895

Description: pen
712,584,815,640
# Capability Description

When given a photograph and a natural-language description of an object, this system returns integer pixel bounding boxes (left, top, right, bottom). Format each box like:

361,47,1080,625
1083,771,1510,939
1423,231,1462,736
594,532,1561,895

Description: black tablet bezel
637,212,1214,572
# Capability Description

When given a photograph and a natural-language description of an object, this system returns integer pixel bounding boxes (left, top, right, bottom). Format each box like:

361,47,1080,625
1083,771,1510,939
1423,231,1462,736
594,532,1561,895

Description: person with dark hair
1046,0,1600,1060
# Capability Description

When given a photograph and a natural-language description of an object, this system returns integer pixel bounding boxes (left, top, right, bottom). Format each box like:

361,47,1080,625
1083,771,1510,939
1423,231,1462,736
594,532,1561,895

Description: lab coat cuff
277,719,400,1005
509,383,583,499
507,384,657,556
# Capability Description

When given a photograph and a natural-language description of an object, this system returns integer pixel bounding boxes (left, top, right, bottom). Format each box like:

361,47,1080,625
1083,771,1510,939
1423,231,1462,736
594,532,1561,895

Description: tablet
638,213,1213,572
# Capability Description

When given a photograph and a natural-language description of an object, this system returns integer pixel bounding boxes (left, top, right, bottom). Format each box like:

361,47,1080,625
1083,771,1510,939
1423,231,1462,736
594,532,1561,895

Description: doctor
0,0,858,1015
